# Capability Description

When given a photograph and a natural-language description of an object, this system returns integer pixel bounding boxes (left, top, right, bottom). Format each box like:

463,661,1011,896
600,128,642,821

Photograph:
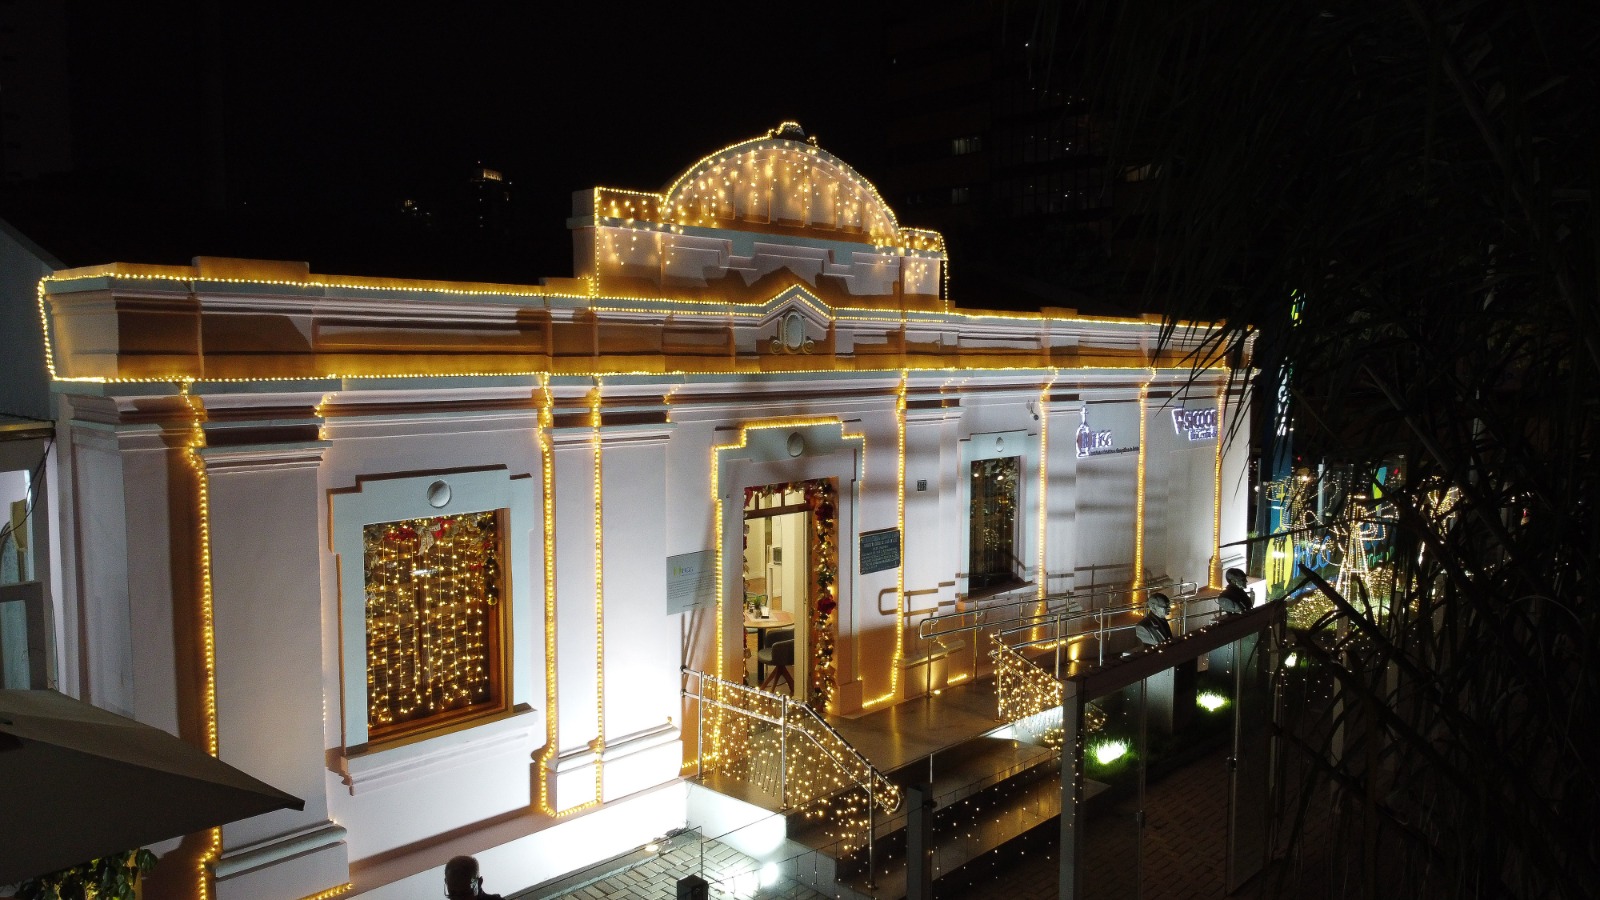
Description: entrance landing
824,676,1004,773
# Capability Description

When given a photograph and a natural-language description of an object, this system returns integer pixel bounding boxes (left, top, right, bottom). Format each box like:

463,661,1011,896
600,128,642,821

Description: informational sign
1171,407,1219,442
665,550,716,615
859,528,901,575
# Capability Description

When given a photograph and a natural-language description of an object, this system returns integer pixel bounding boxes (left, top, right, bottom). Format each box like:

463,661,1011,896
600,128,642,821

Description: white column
1043,404,1081,598
598,427,680,801
203,443,349,900
547,426,600,811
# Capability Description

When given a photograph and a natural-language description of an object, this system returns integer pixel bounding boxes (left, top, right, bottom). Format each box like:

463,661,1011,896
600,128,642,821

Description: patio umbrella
0,689,303,885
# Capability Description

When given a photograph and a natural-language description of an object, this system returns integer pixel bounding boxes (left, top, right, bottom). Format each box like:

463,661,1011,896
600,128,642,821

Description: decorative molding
199,441,331,474
337,706,540,795
213,822,348,879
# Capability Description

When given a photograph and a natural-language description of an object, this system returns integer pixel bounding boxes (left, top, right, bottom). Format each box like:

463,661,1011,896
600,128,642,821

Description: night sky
4,2,897,283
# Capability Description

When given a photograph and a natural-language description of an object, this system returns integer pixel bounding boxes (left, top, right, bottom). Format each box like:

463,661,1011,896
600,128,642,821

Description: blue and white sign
1171,407,1218,442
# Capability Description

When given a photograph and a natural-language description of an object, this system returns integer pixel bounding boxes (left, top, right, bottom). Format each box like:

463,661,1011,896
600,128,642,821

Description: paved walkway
526,832,830,900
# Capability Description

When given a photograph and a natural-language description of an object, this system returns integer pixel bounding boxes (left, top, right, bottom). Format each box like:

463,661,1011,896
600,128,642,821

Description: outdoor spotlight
1196,691,1229,712
1285,652,1299,667
1091,739,1129,765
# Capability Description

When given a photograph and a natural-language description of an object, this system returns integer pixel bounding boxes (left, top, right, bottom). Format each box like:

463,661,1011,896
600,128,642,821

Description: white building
36,124,1249,900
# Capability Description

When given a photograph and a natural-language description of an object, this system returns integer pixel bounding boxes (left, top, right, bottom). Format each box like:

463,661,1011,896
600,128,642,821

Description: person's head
1147,592,1171,616
444,856,482,899
1225,568,1247,590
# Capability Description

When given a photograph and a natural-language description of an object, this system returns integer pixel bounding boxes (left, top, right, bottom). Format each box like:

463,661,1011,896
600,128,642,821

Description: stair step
782,735,1055,850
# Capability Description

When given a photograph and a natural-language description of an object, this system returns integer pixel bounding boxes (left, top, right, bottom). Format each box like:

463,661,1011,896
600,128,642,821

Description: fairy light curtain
362,511,504,739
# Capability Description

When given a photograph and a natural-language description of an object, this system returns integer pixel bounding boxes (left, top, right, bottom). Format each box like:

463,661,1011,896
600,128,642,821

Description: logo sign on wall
1075,421,1115,458
1171,407,1219,442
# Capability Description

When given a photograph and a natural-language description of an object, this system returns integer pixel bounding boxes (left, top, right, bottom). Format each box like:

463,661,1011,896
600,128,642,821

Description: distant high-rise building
469,162,513,236
879,3,1120,310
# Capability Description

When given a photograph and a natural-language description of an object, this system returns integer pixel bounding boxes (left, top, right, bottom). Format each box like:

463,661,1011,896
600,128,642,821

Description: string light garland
590,382,606,803
891,372,908,699
536,376,561,815
992,638,1106,751
179,383,224,900
1133,376,1153,590
38,265,1221,386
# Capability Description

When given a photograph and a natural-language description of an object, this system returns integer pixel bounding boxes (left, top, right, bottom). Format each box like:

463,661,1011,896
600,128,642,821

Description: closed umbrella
0,689,303,884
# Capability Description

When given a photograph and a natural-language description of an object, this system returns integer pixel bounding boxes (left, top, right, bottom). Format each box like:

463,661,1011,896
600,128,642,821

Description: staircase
683,669,1095,899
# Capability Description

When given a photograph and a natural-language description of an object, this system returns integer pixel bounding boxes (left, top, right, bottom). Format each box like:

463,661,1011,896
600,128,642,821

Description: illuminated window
969,456,1022,591
951,135,984,155
362,510,507,741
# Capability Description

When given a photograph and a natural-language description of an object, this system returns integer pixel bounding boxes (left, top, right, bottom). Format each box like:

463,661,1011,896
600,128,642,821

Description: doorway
743,492,810,702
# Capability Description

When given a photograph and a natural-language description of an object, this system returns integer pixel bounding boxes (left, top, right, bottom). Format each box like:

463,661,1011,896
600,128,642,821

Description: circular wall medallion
787,432,806,457
995,436,1006,454
426,480,452,509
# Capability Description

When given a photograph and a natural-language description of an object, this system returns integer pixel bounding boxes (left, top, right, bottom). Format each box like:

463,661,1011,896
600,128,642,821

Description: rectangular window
951,135,984,155
969,456,1022,591
363,510,506,741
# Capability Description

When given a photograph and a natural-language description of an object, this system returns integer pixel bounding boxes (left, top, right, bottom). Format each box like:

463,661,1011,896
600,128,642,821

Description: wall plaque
859,528,901,575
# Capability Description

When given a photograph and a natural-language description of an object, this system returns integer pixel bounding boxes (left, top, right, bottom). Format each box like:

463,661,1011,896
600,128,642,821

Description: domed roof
599,122,939,253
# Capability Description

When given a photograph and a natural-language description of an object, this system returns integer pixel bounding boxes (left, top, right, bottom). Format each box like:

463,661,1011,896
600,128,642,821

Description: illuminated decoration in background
362,511,503,740
1196,691,1229,712
1332,493,1393,605
295,884,353,900
742,479,839,710
969,456,1020,591
179,383,224,900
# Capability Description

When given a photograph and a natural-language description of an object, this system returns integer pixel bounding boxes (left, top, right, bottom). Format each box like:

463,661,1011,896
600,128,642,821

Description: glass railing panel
1082,674,1144,899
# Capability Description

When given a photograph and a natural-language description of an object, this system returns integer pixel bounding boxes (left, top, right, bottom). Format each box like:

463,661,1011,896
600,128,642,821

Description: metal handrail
917,578,1187,641
913,579,1196,685
993,582,1211,672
